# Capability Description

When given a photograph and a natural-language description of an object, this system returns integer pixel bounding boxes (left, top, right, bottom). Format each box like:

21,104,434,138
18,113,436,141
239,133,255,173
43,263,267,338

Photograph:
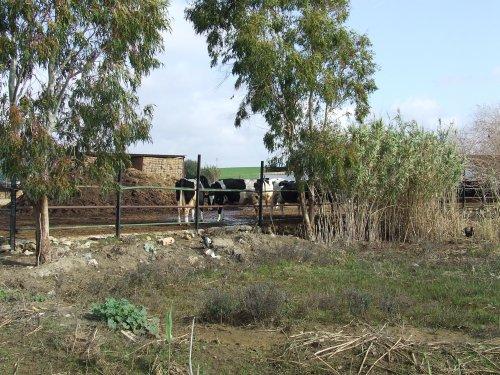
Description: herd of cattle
174,176,499,223
175,177,298,223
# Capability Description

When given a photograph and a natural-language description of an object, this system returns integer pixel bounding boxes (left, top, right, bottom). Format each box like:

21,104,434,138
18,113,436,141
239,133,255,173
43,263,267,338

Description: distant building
130,153,185,180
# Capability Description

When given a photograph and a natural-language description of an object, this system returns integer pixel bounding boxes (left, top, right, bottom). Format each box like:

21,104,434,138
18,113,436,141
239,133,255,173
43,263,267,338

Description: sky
132,0,500,167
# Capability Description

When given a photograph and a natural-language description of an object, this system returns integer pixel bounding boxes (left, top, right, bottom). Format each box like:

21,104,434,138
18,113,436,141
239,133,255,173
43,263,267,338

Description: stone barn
130,154,185,180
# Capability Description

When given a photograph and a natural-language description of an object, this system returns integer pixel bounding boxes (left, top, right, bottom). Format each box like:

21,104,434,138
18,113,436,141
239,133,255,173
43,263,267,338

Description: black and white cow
271,180,299,216
175,176,209,223
209,179,256,221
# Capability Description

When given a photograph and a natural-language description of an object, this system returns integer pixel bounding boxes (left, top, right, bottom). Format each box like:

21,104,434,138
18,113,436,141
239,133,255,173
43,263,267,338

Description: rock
47,290,56,296
0,244,11,252
80,241,92,249
188,255,202,266
87,258,99,267
146,236,152,241
143,242,157,254
23,250,35,256
157,237,175,246
212,238,234,249
23,242,36,251
60,240,73,247
232,248,246,262
204,249,221,259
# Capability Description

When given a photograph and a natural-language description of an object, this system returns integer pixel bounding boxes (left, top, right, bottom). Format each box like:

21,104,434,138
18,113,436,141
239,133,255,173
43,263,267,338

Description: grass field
0,231,498,374
219,167,260,179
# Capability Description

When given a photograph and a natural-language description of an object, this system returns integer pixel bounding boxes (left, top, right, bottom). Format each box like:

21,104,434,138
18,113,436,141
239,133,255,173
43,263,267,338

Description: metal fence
1,156,497,251
1,157,295,250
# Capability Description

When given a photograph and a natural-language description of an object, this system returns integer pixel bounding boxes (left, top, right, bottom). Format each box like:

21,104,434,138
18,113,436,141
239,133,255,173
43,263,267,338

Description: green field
219,166,260,179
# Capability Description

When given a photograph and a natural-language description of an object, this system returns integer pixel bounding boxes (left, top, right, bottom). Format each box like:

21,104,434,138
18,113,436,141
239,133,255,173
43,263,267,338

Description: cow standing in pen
209,178,273,221
175,176,209,223
271,180,299,216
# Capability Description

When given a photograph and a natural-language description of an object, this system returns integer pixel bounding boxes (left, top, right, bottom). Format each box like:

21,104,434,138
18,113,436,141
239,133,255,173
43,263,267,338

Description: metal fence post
9,177,16,251
115,168,123,238
195,154,201,231
258,161,264,227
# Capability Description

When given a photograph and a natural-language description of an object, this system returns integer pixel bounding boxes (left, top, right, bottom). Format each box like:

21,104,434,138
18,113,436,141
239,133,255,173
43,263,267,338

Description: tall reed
290,117,498,243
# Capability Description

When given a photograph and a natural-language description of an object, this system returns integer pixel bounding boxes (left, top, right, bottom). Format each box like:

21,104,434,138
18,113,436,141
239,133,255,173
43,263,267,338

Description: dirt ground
0,227,498,374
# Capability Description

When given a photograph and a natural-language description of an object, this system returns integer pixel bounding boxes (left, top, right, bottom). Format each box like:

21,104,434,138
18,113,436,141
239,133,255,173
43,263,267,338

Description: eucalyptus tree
0,1,170,264
186,0,377,238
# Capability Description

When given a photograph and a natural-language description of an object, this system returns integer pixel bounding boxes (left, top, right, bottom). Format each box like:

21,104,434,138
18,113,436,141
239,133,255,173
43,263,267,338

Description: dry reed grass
282,324,500,374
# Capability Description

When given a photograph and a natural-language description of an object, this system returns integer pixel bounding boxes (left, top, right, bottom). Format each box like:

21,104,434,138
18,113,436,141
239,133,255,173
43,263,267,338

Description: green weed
91,298,159,335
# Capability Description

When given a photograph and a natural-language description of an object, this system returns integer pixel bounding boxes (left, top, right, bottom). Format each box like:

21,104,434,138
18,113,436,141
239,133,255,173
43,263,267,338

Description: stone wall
138,157,184,179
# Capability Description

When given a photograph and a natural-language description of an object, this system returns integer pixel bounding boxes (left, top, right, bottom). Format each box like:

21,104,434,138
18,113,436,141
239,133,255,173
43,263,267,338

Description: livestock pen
0,155,496,250
0,157,304,250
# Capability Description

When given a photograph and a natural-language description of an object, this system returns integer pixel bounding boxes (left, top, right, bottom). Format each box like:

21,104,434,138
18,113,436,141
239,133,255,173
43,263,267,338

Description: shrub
239,283,286,322
345,289,371,316
0,289,9,302
184,159,197,178
200,289,235,323
91,298,158,335
378,295,400,316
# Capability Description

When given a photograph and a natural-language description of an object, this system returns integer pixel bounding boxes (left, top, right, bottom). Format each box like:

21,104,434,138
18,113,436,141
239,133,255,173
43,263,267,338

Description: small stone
143,242,157,254
87,259,98,267
0,244,11,252
157,237,175,246
23,250,35,256
212,238,234,248
60,240,73,247
47,290,56,296
204,249,221,259
146,236,152,241
188,255,201,266
81,241,92,249
23,242,36,251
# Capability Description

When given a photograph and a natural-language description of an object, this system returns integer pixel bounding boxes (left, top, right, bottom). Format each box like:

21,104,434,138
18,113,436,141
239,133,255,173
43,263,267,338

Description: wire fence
0,156,497,251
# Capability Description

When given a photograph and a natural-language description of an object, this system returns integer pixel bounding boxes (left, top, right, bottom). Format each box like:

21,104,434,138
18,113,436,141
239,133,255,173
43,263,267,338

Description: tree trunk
299,191,315,240
34,195,51,265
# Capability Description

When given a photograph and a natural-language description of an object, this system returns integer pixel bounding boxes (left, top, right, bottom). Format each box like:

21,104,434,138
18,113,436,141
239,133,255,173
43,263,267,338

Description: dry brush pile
281,325,500,374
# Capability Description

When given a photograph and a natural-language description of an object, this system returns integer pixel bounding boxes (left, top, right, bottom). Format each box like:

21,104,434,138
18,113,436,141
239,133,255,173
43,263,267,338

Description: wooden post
195,154,201,231
258,161,264,227
9,178,16,251
115,168,123,238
